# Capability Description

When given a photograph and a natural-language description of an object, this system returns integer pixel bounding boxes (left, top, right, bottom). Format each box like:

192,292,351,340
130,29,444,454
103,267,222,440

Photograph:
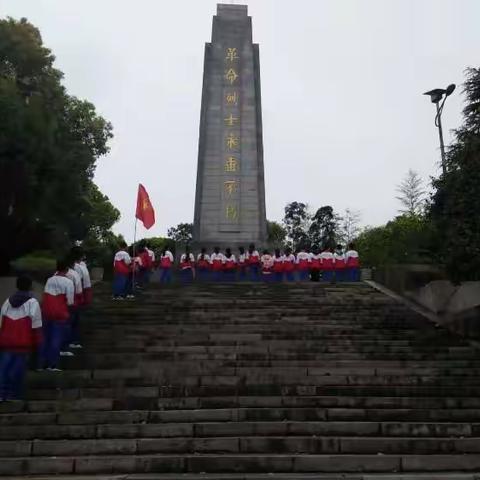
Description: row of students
0,250,92,401
153,243,360,283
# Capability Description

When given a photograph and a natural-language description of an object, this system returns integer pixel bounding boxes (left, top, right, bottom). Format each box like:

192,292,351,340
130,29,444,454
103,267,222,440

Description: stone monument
193,4,267,249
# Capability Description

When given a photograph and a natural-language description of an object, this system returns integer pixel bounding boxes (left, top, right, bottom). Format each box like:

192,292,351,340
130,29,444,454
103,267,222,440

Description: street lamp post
423,84,456,175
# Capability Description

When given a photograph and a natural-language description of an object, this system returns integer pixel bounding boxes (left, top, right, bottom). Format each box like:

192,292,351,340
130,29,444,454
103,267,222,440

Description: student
296,247,312,281
71,247,92,306
64,256,83,355
210,247,225,282
196,248,210,282
334,244,346,282
138,243,153,286
345,243,361,282
260,250,274,282
310,246,321,282
247,243,260,281
320,246,335,282
223,248,237,282
159,247,174,284
179,248,195,284
283,248,296,282
272,249,285,282
0,276,42,400
39,260,75,372
113,241,132,299
237,247,247,281
146,244,156,282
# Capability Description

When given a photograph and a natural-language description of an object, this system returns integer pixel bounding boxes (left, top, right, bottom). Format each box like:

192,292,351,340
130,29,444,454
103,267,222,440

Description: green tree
167,223,193,245
0,17,115,272
356,215,434,268
267,220,287,247
337,208,361,246
429,67,480,281
309,206,338,249
396,169,426,216
283,202,310,250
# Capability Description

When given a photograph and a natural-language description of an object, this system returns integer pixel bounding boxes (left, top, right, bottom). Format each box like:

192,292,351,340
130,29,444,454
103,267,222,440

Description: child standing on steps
0,276,42,401
159,247,174,284
272,249,284,282
179,248,195,284
113,241,133,299
345,243,361,282
196,248,210,282
39,260,75,372
283,248,296,282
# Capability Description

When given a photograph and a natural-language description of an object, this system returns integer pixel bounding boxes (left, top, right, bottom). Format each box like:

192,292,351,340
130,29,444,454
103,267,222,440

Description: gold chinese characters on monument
225,156,238,172
224,180,237,196
226,133,239,150
225,68,238,85
225,91,239,105
223,47,240,221
226,47,239,62
226,205,238,220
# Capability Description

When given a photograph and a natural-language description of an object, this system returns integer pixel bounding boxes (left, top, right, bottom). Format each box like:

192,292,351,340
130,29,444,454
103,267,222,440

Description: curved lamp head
446,84,456,96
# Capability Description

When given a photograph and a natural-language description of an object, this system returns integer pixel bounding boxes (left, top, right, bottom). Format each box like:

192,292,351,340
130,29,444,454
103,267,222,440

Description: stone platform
1,282,480,476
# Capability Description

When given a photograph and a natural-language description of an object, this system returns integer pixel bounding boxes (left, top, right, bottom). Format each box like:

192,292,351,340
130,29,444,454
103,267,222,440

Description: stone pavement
1,282,480,477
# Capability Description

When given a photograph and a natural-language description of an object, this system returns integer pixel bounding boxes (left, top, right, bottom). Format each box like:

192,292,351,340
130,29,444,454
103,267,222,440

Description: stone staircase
2,282,480,478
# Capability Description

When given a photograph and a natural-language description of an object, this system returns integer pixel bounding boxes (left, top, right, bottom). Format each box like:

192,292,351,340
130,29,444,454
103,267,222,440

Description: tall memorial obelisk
193,4,267,249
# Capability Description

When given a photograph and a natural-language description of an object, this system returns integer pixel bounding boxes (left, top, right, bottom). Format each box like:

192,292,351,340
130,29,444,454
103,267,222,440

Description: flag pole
132,217,138,294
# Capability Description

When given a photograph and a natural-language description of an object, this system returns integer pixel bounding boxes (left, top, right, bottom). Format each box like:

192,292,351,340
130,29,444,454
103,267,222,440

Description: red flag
135,184,155,229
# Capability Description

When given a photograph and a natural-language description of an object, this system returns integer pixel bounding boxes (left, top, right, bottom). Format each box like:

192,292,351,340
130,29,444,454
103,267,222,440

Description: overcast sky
2,0,479,240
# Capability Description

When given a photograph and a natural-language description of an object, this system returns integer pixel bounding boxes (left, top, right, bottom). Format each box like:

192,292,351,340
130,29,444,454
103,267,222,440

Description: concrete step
2,453,480,475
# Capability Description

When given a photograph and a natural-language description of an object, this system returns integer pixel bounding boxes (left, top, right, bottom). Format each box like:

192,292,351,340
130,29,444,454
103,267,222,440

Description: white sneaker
60,351,74,357
126,295,135,299
69,343,83,349
47,367,62,372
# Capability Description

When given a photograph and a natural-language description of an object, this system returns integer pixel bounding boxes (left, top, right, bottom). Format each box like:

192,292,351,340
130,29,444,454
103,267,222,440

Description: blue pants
347,267,360,282
38,321,66,369
298,270,310,282
238,268,247,281
0,351,28,400
285,271,295,282
159,268,172,284
335,269,346,282
249,265,260,281
262,273,274,282
224,271,236,282
197,268,210,282
274,272,283,282
180,269,194,284
322,270,334,282
113,274,129,297
63,309,80,348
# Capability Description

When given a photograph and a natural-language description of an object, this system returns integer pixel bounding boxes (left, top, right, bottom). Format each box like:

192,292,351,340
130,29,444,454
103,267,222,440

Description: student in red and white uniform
179,248,195,283
223,248,237,282
247,243,261,281
0,276,42,400
272,249,285,282
296,247,312,281
237,247,247,281
334,244,347,282
113,241,132,299
159,247,174,284
210,247,225,282
309,246,322,282
137,243,152,287
64,256,84,354
345,243,361,282
39,259,75,371
260,250,274,282
320,246,335,282
283,248,296,282
71,247,92,306
196,248,210,282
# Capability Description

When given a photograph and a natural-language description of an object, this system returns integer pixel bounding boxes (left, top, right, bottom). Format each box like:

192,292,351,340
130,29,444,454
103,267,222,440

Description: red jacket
42,274,74,322
0,295,42,352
